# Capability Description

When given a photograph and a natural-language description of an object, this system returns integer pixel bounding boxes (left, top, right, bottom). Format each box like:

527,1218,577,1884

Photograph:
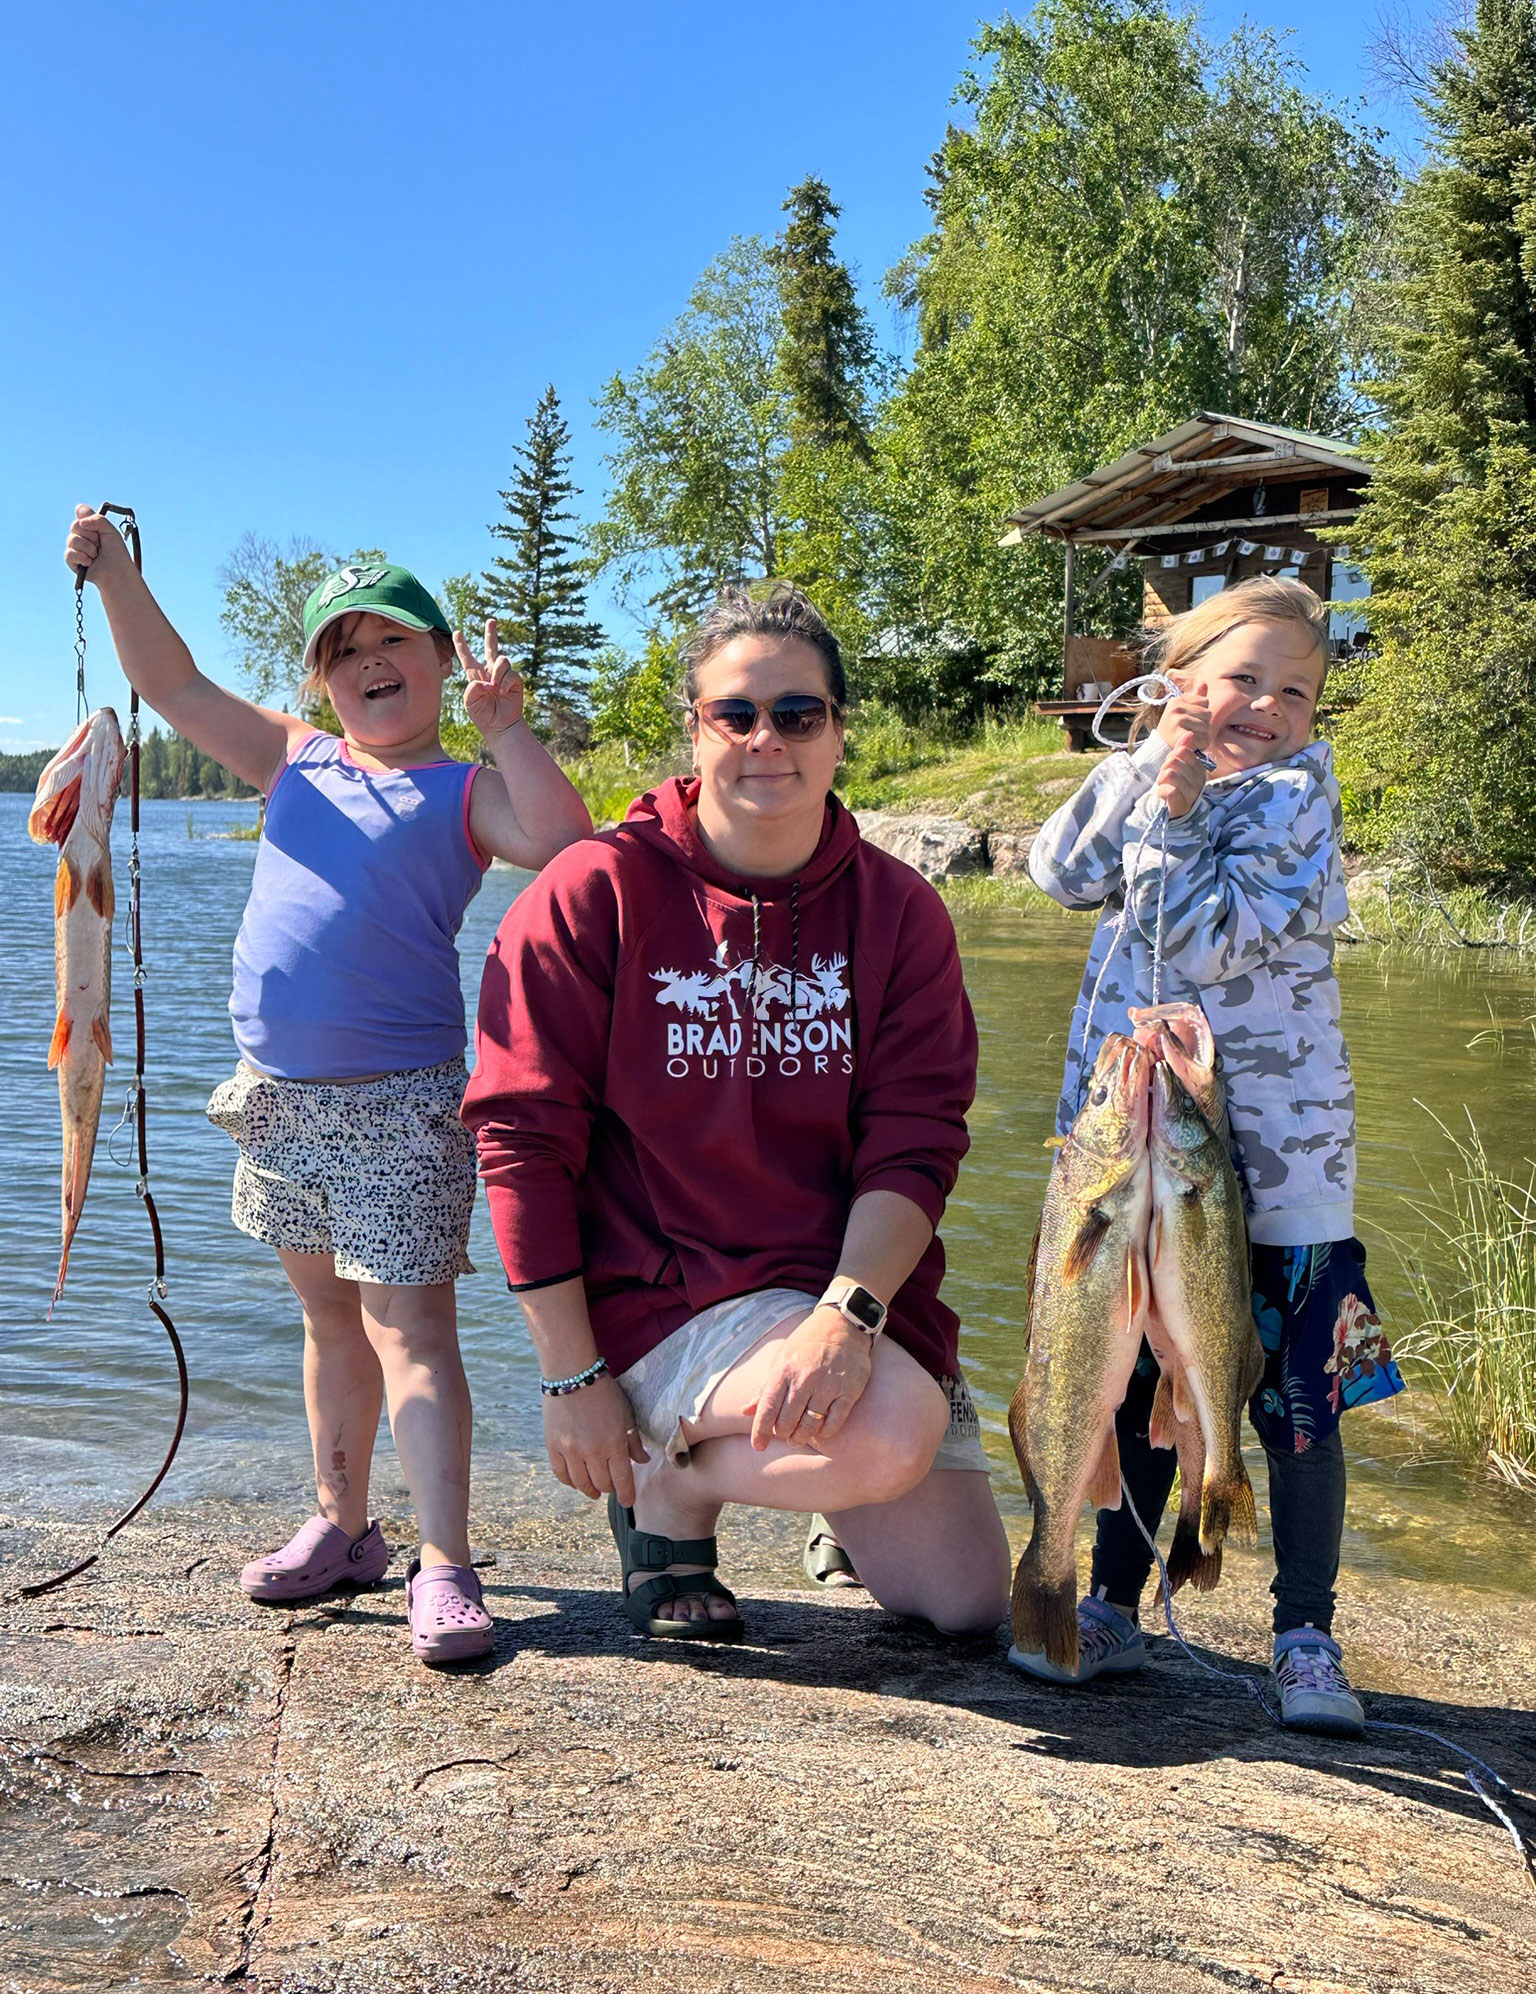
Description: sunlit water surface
2,791,1532,1596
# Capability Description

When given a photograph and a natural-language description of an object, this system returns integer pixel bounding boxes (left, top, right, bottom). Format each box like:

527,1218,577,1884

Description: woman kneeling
463,586,1010,1643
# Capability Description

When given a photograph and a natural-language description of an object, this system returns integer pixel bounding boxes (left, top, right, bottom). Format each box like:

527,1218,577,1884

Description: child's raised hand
1155,743,1209,819
1154,684,1213,758
458,619,526,739
65,504,130,587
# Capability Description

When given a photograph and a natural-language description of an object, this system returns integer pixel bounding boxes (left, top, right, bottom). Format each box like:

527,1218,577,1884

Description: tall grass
562,740,685,826
1396,1112,1536,1490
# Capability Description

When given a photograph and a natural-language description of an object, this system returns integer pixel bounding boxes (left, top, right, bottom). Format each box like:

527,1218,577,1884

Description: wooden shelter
1001,413,1373,748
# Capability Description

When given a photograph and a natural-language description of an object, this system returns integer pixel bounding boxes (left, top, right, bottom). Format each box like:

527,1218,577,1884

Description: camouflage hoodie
1027,735,1354,1247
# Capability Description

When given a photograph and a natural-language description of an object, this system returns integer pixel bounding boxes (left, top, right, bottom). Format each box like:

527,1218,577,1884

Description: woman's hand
544,1375,650,1505
750,1306,874,1452
458,618,526,740
66,505,132,589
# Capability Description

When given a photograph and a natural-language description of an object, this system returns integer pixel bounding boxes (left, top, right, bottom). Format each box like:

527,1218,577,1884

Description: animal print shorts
205,1058,476,1286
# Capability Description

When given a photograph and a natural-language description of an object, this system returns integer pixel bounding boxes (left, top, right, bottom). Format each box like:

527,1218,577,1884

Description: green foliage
591,238,790,625
872,0,1396,705
834,700,1080,828
482,386,605,713
0,748,52,791
1335,0,1536,879
560,739,684,828
1396,1109,1536,1488
771,178,876,458
137,727,258,799
589,637,685,762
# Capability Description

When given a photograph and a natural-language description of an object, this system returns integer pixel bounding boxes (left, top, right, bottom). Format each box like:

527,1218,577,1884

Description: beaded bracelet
540,1356,609,1398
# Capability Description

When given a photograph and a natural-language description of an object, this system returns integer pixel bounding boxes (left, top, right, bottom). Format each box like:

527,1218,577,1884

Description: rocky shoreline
3,1497,1534,1993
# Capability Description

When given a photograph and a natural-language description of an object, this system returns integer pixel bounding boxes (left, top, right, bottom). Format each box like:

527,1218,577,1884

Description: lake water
3,790,1533,1595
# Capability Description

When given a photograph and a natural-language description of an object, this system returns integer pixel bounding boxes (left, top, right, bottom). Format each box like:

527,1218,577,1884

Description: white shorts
617,1287,990,1473
206,1058,476,1286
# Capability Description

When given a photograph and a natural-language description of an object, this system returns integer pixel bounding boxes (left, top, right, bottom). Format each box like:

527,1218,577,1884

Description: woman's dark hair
680,583,847,709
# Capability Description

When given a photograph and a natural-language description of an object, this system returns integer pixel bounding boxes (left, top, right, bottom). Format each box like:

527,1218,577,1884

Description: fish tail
1160,1517,1223,1601
1199,1464,1259,1554
1010,1542,1079,1672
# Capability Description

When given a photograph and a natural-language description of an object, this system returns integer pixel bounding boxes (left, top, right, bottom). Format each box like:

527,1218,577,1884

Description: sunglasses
690,694,841,743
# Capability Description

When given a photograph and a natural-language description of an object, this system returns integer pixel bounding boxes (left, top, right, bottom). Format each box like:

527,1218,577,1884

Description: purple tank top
230,732,489,1079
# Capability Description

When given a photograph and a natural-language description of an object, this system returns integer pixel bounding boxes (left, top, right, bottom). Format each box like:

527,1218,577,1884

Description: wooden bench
1035,638,1142,751
1034,698,1136,753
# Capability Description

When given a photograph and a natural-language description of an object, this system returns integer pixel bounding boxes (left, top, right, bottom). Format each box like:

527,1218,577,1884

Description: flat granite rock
1,1503,1533,1993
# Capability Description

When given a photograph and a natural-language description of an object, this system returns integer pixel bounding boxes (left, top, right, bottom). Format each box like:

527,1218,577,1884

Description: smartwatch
818,1277,888,1337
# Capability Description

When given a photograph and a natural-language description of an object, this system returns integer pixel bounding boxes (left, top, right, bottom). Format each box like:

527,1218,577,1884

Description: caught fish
28,709,126,1309
1008,1034,1154,1672
1143,1050,1264,1570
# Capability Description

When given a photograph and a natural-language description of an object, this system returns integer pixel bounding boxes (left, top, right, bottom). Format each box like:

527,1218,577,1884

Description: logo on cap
315,564,390,610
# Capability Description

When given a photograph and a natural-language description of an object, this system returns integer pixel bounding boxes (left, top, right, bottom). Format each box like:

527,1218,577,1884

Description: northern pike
1142,1045,1264,1571
1008,1034,1153,1672
28,709,126,1309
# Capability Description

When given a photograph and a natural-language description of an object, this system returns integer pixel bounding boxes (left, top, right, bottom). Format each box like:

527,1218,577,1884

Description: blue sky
3,1,1419,751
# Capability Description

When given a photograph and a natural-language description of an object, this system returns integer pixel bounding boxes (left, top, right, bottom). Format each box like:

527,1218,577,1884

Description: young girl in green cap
66,506,591,1665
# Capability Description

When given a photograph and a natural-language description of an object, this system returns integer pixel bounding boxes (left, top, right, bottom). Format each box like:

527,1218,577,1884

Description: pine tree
482,386,605,715
771,177,876,458
1337,0,1536,875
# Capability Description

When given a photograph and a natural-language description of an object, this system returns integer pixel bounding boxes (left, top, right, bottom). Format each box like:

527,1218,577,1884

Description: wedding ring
804,1409,826,1422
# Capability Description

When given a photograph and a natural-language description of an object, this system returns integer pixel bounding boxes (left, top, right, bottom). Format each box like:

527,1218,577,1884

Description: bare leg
277,1249,382,1542
826,1469,1009,1634
629,1319,951,1626
357,1280,472,1570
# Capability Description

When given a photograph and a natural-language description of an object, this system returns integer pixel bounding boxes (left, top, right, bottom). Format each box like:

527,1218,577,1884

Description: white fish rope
1118,1480,1536,1891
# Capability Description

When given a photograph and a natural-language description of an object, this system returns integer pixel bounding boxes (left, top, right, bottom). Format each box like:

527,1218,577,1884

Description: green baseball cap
302,562,453,669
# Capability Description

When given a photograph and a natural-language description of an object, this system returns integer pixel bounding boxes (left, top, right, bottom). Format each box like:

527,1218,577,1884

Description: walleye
28,709,127,1309
1008,1035,1153,1672
1142,1043,1264,1569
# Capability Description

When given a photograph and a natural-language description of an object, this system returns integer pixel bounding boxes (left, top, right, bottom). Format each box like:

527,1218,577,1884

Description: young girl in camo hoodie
1015,575,1404,1734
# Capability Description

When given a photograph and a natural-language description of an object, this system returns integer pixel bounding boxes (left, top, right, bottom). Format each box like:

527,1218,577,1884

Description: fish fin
85,864,114,919
1062,1207,1112,1283
47,1011,71,1070
1158,1520,1222,1602
1022,1218,1042,1351
1199,1465,1259,1554
1011,1542,1079,1672
1242,1330,1266,1402
1172,1371,1196,1423
54,854,80,914
1042,1135,1067,1151
1126,1246,1150,1331
29,773,83,847
92,1013,114,1063
1087,1426,1123,1511
1006,1378,1037,1502
1148,1372,1178,1451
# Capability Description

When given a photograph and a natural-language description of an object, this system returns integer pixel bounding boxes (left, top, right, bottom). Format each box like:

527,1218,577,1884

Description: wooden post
1060,540,1077,695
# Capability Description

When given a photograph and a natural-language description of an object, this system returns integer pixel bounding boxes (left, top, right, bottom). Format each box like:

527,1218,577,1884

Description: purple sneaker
406,1559,494,1665
239,1516,390,1602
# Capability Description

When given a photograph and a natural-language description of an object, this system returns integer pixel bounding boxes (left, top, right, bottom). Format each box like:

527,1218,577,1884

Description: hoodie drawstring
746,881,801,1015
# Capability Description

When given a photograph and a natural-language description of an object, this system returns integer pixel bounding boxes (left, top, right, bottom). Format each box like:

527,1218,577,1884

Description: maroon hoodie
463,777,977,1381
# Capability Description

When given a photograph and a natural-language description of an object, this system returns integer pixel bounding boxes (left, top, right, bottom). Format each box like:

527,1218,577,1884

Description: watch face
844,1286,885,1331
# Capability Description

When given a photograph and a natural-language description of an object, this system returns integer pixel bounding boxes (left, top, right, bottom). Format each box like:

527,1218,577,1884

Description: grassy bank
1396,1117,1536,1491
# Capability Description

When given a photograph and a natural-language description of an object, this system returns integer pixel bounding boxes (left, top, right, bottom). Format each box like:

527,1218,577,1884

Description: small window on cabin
1190,574,1225,607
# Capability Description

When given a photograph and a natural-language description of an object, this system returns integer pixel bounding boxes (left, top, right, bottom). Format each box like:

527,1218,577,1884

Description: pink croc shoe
406,1559,494,1665
239,1516,390,1602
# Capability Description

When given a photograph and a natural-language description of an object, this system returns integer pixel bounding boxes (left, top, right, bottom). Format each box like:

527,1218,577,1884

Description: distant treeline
0,729,258,799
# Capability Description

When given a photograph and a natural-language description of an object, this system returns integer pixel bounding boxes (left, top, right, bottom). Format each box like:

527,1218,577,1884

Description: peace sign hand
457,618,526,740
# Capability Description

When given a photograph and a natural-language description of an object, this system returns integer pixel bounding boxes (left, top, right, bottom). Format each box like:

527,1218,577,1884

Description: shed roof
1000,412,1373,545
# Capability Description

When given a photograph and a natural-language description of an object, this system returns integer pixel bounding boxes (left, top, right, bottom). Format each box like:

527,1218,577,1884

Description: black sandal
607,1495,745,1644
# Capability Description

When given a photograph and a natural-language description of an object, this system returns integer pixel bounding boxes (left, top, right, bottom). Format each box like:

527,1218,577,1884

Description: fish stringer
17,505,190,1602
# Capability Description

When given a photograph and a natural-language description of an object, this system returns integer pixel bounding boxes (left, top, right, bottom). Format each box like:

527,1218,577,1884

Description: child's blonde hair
1142,573,1329,684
